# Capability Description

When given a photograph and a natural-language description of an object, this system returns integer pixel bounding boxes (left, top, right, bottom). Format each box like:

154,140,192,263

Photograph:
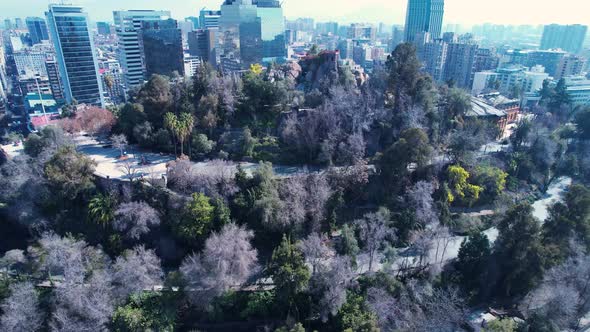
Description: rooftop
468,97,507,118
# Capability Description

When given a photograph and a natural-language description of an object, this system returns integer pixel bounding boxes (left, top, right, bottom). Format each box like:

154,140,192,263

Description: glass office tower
141,19,184,78
256,0,286,62
46,5,104,107
25,17,49,45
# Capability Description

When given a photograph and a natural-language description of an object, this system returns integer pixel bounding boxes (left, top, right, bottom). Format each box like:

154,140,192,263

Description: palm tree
178,112,194,158
88,193,116,227
164,112,179,157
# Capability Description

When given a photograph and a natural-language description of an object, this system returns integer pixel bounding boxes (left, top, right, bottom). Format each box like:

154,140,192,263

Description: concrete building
348,24,377,41
404,0,444,42
471,64,549,96
541,24,587,54
45,57,64,103
443,42,478,88
183,55,202,78
96,22,111,35
563,76,590,106
25,17,49,45
99,59,125,105
556,55,586,80
13,51,48,77
141,19,184,78
113,10,171,88
527,50,567,78
421,39,447,81
188,29,217,63
199,9,221,29
45,4,104,107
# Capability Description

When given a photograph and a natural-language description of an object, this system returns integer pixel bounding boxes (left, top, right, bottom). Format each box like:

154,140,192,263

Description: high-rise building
421,39,448,81
316,22,339,35
185,17,199,30
527,50,567,78
472,65,549,95
140,19,184,78
556,55,587,80
199,9,221,29
390,26,404,52
113,10,171,88
99,59,125,105
183,55,202,78
348,24,377,41
4,19,12,30
96,22,111,35
46,5,104,107
404,0,444,43
188,29,217,63
540,24,587,54
45,57,65,103
14,18,24,30
25,17,49,45
217,0,260,69
256,0,286,61
337,39,354,60
443,43,478,88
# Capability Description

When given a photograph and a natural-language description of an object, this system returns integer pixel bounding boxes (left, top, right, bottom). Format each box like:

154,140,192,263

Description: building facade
113,10,171,88
188,29,217,63
141,19,184,78
540,24,587,54
404,0,444,43
199,10,221,29
45,5,104,107
25,17,49,45
45,57,65,103
13,51,48,77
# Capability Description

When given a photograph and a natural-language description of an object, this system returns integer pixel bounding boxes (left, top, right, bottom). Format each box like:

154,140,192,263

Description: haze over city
0,0,589,25
1,0,590,331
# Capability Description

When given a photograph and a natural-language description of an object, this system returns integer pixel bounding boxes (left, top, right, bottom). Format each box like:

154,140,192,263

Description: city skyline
0,0,589,27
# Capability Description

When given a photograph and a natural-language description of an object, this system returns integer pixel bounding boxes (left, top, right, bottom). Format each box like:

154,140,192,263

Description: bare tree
304,174,332,232
522,249,590,330
1,249,26,277
119,159,139,182
112,246,164,301
51,269,114,332
298,233,334,274
180,223,259,306
407,181,438,227
110,134,127,157
355,208,396,272
311,256,356,322
113,202,160,240
0,282,43,332
32,232,86,279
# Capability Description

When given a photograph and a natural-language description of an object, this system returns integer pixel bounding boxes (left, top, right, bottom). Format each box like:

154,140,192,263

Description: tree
88,193,117,227
64,106,116,137
33,232,86,280
338,224,360,257
543,184,590,262
0,282,43,332
522,249,590,331
44,145,96,201
175,193,214,243
456,231,491,297
111,292,178,332
311,256,356,321
177,112,194,157
387,43,422,113
113,202,161,240
495,203,545,297
51,269,114,332
445,165,483,207
298,233,334,274
111,134,128,157
118,103,147,139
112,246,164,300
575,107,590,140
267,235,311,308
164,112,179,156
180,223,259,306
136,75,172,126
337,292,380,332
24,125,69,158
484,319,516,332
473,166,508,202
407,181,438,227
355,208,395,272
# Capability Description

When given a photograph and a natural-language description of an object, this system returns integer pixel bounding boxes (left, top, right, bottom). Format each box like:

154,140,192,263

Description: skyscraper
140,19,184,78
256,0,286,61
113,10,171,88
541,24,587,54
45,57,65,103
443,42,478,88
25,17,49,45
217,0,260,69
46,5,104,107
188,29,217,63
404,0,445,43
199,10,221,29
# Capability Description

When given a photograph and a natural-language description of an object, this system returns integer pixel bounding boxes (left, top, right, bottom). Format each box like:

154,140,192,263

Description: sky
1,0,589,27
